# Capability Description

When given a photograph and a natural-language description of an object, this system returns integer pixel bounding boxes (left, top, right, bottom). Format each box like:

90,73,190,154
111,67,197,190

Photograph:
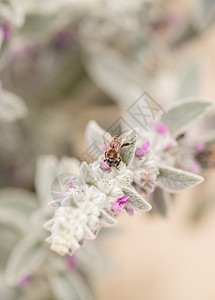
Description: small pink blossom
125,206,134,216
163,143,174,152
1,21,11,42
100,161,111,172
135,141,150,158
112,195,130,213
17,275,32,288
99,144,107,152
194,142,206,155
69,181,73,188
155,122,169,135
189,160,201,174
65,255,77,271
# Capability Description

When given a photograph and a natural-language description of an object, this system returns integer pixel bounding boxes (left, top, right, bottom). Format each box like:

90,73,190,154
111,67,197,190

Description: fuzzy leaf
0,90,27,122
120,129,137,166
85,120,105,149
157,165,204,193
122,187,151,211
151,187,171,217
84,50,145,105
5,234,47,286
80,162,97,185
0,188,38,232
0,0,24,27
49,272,94,300
35,155,58,204
161,99,212,137
100,209,117,227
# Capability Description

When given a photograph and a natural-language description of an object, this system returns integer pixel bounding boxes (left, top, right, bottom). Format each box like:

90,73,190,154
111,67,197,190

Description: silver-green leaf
85,120,105,149
100,209,117,227
157,165,204,193
0,90,27,122
122,186,151,211
5,234,47,286
120,129,137,166
0,188,38,232
161,99,213,137
80,162,97,186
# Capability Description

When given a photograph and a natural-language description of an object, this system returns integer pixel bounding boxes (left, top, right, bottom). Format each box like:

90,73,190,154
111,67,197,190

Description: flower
99,161,111,172
135,141,150,158
112,195,130,213
17,275,32,288
155,122,169,135
194,142,206,155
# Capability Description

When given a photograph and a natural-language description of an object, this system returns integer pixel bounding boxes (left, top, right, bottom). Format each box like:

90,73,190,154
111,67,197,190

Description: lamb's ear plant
0,156,103,300
44,99,213,256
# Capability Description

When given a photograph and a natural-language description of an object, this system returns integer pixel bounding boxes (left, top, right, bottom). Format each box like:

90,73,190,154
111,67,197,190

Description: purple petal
65,255,77,271
112,195,130,213
69,181,73,189
155,122,169,135
17,275,32,288
135,141,150,158
100,161,111,172
125,206,134,216
194,142,206,155
135,147,145,158
163,143,174,152
189,160,201,174
142,141,150,152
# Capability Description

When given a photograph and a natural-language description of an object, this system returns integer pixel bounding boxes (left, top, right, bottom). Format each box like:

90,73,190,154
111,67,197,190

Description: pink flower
17,275,32,288
163,143,174,152
194,142,206,155
189,160,201,174
155,122,169,135
69,181,73,189
135,141,150,158
112,195,130,214
125,206,134,216
100,161,111,172
65,255,77,271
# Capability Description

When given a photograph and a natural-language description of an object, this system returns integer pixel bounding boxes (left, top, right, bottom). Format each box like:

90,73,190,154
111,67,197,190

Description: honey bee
103,132,133,169
196,144,215,168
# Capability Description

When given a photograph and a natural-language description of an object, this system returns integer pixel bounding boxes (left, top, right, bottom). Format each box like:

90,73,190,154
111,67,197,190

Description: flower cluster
44,99,212,256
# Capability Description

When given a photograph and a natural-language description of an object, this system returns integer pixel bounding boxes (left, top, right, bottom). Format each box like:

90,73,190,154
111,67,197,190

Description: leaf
0,188,38,232
80,162,97,186
0,0,24,27
151,187,171,217
85,120,105,149
5,234,47,286
178,61,201,97
161,99,213,137
122,186,151,211
35,155,58,204
120,129,137,166
0,90,27,122
49,272,94,300
157,165,204,193
83,49,145,105
100,209,117,227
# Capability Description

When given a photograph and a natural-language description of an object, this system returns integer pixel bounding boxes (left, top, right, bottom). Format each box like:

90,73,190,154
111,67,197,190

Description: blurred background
1,0,215,299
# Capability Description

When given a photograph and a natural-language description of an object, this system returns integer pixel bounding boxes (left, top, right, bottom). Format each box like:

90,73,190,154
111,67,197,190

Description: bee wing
120,132,128,145
103,132,113,146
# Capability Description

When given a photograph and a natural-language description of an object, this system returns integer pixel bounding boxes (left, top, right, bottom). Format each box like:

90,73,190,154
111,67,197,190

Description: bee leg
116,158,121,170
122,142,134,148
